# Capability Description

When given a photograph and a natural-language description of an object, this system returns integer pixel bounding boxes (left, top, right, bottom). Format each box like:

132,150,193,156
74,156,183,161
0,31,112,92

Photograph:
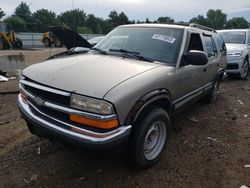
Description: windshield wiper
109,49,154,62
91,47,107,55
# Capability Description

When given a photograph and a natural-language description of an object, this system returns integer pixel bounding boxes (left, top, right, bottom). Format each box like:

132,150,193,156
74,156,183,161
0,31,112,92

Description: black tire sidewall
203,77,220,103
130,108,170,168
0,38,4,50
16,38,23,49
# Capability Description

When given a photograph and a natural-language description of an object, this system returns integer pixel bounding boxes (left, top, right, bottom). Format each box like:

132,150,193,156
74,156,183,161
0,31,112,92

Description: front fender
124,89,172,125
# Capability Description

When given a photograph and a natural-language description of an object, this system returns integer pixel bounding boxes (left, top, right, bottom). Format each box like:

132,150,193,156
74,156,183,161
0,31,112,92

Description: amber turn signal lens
70,114,118,129
20,93,28,103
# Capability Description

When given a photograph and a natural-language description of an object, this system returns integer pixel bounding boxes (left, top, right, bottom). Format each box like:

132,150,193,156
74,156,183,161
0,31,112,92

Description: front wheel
128,108,170,168
239,59,249,80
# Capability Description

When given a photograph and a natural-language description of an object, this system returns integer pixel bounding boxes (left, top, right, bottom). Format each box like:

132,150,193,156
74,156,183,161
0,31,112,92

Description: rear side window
204,36,217,57
214,34,226,55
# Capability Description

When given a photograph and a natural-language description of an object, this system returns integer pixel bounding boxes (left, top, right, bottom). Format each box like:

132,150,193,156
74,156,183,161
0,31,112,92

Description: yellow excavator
41,31,62,47
0,23,23,50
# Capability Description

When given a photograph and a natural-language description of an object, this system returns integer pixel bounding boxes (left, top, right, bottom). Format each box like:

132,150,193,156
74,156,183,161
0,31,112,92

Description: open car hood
49,27,92,50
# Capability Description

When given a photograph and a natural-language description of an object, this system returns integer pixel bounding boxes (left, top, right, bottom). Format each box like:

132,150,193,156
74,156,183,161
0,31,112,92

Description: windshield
219,31,246,44
94,26,183,64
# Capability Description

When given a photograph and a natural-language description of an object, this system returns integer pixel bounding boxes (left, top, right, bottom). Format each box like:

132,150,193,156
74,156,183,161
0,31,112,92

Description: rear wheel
129,107,170,168
43,38,51,47
239,58,249,79
203,78,220,103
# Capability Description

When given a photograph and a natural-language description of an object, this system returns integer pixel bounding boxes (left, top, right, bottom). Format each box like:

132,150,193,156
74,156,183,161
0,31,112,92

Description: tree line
0,2,249,34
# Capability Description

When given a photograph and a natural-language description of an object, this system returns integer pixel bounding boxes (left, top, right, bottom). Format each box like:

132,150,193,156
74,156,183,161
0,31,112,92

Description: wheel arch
245,54,249,62
216,68,225,81
124,89,173,125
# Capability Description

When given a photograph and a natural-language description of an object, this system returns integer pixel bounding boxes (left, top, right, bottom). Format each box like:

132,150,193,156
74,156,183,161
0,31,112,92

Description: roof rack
164,22,217,32
189,23,216,32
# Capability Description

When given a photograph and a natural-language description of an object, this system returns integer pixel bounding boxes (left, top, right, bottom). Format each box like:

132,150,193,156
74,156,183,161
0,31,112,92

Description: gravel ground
0,48,250,188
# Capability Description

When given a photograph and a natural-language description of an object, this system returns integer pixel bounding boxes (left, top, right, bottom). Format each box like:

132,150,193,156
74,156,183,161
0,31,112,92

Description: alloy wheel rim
240,61,249,78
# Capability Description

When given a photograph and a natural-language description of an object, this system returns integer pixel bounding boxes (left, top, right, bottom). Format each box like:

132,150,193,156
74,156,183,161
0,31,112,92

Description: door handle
203,68,207,72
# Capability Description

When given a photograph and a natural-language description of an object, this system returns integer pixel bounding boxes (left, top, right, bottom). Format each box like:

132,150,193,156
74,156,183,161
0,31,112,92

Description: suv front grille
24,84,70,106
227,63,239,70
29,99,70,122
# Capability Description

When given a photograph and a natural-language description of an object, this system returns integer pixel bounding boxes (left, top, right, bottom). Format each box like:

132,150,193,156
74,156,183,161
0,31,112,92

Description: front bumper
18,94,132,149
225,56,244,74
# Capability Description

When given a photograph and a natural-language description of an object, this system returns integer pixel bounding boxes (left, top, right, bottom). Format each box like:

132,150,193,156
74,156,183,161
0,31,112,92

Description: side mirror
184,50,208,66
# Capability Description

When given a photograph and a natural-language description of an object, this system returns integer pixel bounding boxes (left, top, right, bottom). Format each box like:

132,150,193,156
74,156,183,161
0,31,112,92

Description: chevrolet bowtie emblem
34,97,44,106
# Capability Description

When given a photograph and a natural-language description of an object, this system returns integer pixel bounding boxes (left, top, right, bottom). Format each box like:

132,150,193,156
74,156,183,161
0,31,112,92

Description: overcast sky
2,0,250,22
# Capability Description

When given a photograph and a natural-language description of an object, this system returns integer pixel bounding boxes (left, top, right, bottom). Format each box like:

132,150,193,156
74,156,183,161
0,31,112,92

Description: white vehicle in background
218,29,250,79
88,36,105,46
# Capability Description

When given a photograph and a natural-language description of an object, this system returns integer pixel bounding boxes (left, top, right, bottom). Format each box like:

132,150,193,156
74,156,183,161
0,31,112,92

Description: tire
0,38,4,50
203,78,220,103
128,107,170,168
12,38,23,49
43,38,51,47
239,58,249,80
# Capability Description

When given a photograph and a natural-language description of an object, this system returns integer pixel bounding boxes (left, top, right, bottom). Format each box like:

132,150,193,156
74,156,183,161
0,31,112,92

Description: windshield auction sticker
152,34,176,43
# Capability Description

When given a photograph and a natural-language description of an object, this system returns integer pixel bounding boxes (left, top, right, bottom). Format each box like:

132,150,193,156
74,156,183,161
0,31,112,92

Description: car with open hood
45,27,92,59
46,27,104,59
18,23,227,168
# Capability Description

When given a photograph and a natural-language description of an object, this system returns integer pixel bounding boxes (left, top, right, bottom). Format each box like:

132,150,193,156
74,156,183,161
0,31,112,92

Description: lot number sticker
152,34,176,43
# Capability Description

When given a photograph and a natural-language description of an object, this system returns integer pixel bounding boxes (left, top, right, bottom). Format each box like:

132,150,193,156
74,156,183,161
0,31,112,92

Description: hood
23,54,161,99
50,27,92,50
225,43,247,53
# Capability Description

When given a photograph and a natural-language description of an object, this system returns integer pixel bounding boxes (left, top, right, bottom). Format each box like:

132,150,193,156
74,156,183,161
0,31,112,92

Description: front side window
94,27,184,64
220,31,246,44
187,33,203,52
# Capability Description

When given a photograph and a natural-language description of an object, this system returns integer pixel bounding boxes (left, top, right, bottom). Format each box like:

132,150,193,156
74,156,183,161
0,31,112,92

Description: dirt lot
0,48,250,188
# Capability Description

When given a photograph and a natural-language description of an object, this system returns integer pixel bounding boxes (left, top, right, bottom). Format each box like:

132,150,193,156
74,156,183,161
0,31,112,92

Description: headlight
228,51,242,57
70,94,114,115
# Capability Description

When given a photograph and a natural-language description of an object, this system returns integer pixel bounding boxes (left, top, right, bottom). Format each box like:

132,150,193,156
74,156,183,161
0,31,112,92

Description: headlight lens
228,51,242,57
70,94,114,115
